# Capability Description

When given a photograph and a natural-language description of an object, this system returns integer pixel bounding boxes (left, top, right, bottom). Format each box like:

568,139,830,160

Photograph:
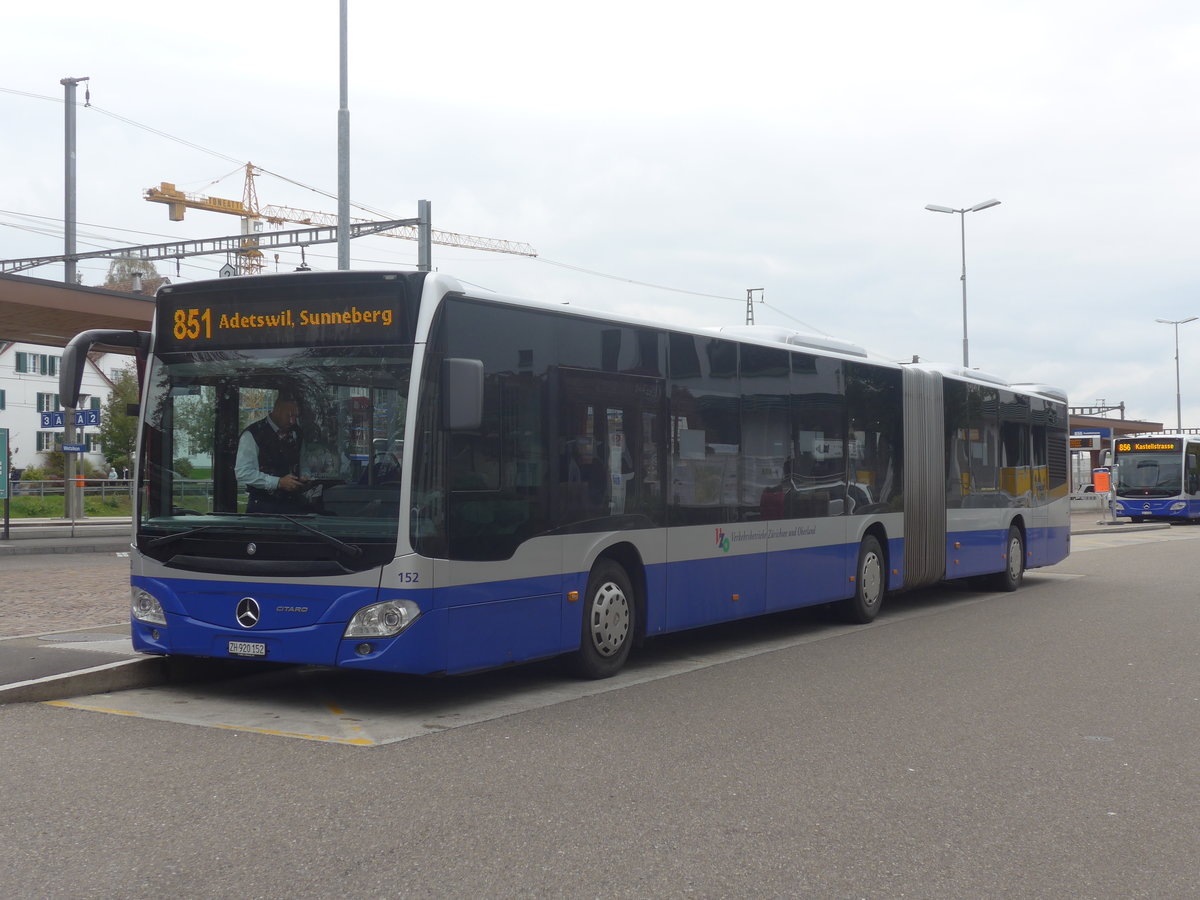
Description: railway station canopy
0,272,155,349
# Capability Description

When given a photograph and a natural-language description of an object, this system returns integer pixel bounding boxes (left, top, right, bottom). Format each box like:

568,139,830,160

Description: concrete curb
0,539,132,557
0,656,168,705
0,655,283,706
1071,522,1172,536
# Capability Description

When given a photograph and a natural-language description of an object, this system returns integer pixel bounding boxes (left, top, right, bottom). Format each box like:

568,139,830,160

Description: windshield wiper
144,524,218,549
244,512,364,558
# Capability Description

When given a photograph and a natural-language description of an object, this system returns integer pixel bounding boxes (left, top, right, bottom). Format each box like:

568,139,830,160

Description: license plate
227,640,267,658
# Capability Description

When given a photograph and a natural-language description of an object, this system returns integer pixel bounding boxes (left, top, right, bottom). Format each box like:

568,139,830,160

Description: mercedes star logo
236,597,261,629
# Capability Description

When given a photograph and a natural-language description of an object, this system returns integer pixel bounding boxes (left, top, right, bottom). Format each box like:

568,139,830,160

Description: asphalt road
2,531,1198,898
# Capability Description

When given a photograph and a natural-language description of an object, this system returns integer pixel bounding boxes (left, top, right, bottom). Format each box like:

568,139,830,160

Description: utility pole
337,0,350,270
745,288,763,325
61,75,89,522
61,75,89,286
418,200,432,271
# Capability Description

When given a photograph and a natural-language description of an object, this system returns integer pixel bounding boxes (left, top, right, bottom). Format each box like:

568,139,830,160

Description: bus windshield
137,345,412,573
1115,452,1181,496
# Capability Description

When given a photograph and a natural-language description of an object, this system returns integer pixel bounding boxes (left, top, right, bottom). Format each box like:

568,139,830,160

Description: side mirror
443,358,483,431
1099,449,1112,467
60,329,150,407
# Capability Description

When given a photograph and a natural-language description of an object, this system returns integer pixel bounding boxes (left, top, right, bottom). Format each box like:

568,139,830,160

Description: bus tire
989,524,1024,592
569,559,635,679
839,535,885,624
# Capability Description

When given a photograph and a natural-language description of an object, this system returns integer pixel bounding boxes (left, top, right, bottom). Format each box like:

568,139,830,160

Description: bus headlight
1170,501,1187,511
131,588,167,626
344,599,421,638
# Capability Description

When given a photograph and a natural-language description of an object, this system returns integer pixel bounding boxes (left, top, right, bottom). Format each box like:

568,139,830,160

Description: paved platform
0,511,1173,705
0,517,132,556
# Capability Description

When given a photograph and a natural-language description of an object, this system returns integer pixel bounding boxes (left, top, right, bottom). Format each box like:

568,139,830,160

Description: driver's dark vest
243,417,301,501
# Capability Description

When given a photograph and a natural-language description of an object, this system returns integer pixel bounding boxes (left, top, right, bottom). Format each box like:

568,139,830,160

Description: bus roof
160,270,1066,400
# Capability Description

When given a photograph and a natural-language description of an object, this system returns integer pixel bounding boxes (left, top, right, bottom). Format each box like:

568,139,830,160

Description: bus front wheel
569,559,635,679
839,535,885,624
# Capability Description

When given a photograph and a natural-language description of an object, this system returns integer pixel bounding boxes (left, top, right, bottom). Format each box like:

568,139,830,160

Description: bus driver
236,391,310,513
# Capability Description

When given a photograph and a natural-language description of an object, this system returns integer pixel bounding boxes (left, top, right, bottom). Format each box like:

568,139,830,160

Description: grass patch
6,493,135,518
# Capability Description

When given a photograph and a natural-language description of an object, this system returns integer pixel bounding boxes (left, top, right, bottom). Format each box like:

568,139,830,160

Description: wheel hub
590,582,630,656
861,551,882,607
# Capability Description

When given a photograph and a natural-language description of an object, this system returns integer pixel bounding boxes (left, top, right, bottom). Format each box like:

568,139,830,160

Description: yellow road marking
45,700,143,717
45,699,374,746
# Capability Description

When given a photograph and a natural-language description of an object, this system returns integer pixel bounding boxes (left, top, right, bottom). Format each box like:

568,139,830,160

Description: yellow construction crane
145,163,537,274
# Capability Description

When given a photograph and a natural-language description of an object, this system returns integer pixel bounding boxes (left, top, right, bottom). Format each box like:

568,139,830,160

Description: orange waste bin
1093,468,1111,492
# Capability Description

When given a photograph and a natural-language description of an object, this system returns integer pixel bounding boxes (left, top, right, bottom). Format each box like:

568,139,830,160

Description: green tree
103,255,163,289
173,385,218,467
99,366,140,473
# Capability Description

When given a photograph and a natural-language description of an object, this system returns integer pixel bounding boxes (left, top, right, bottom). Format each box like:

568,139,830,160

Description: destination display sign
154,275,418,352
1116,439,1181,454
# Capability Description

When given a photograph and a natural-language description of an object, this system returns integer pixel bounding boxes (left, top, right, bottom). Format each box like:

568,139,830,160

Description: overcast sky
4,1,1199,428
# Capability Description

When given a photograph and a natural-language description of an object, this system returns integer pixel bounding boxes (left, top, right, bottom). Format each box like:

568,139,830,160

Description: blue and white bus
1112,434,1200,522
60,270,1070,678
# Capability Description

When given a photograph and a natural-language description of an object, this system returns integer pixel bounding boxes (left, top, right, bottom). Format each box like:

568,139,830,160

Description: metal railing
9,478,137,500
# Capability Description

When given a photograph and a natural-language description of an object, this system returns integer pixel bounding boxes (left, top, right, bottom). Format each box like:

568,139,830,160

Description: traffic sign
61,443,88,453
38,409,101,428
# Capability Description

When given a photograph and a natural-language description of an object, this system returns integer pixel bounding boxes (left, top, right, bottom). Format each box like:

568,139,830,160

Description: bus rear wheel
838,535,885,624
989,524,1025,592
569,559,635,679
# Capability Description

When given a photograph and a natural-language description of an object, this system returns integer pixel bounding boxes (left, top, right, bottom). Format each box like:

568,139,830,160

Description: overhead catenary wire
760,300,830,336
534,257,742,303
2,86,827,331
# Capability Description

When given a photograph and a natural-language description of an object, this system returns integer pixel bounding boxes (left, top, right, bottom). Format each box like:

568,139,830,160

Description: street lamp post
925,198,1001,368
1155,316,1197,431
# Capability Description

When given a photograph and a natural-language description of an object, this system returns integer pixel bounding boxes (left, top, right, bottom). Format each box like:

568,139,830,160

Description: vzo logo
715,528,731,553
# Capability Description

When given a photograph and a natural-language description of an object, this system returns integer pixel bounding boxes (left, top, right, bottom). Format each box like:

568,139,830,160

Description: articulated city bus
1112,434,1200,522
60,270,1070,678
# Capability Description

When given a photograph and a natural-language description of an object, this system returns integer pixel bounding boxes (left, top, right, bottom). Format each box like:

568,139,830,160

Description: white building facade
0,341,119,475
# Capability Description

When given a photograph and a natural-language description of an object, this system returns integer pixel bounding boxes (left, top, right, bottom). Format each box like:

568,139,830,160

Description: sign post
1,427,9,540
35,408,101,526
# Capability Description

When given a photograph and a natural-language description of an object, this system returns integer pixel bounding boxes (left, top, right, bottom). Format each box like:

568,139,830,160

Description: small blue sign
38,409,101,428
61,443,88,453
